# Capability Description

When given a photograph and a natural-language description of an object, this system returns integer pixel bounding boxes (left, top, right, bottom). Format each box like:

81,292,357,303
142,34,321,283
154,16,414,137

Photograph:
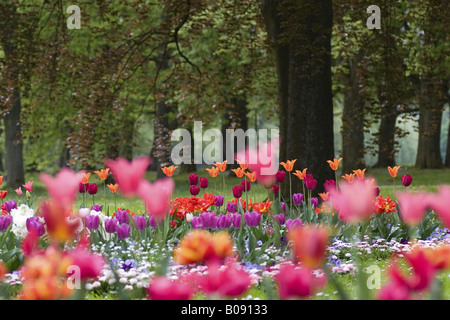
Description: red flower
0,191,7,200
374,195,397,214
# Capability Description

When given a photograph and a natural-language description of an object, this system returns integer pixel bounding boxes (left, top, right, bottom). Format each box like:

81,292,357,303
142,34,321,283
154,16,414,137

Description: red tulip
401,174,413,187
232,185,243,199
189,185,200,196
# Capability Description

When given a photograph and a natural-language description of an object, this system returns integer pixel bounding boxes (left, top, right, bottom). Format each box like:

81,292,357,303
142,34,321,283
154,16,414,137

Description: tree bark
415,78,446,168
263,0,335,197
341,56,366,174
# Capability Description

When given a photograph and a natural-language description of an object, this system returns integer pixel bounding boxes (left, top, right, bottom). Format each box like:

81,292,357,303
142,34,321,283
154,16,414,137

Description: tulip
280,159,297,172
188,173,198,186
132,215,147,231
107,183,119,193
191,216,203,229
275,171,286,183
232,214,241,228
292,193,304,205
26,217,45,237
327,158,342,171
23,181,33,193
115,210,130,224
189,185,200,196
324,180,336,192
199,177,209,189
293,169,308,180
231,168,245,178
106,157,151,197
388,166,401,178
341,173,355,184
396,191,430,226
286,218,302,232
90,204,102,212
200,211,217,229
213,161,227,172
161,165,177,177
244,211,261,227
227,202,238,214
0,215,13,231
217,214,233,229
426,185,450,228
288,226,329,269
94,168,110,181
280,202,286,213
273,214,285,225
148,277,194,300
401,174,413,187
79,182,88,193
88,183,98,195
104,218,118,233
197,261,251,298
148,215,158,228
353,169,366,180
69,246,106,280
232,185,243,199
206,167,220,178
270,184,279,194
214,195,224,207
116,223,130,239
138,178,174,220
40,168,81,209
85,215,100,230
275,264,327,299
305,178,317,190
240,180,251,192
78,208,90,218
310,197,318,209
15,187,23,196
3,200,17,213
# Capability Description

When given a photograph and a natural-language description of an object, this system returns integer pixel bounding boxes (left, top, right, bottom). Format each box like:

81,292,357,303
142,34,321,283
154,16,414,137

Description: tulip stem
289,172,292,214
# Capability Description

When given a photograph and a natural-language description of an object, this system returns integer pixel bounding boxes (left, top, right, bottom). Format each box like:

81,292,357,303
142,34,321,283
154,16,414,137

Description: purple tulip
191,216,203,229
240,180,251,192
244,211,262,227
26,216,45,236
292,193,304,205
104,218,118,233
200,211,217,229
116,223,130,239
214,195,224,207
190,185,200,196
199,177,209,189
275,171,286,183
3,200,17,213
401,175,413,187
227,202,238,214
0,215,12,231
286,219,302,232
91,204,102,212
232,214,242,228
232,185,243,199
217,214,233,229
188,173,198,186
148,215,158,228
88,183,98,195
85,215,100,230
280,202,286,213
132,216,147,230
310,197,318,209
115,210,130,224
273,214,285,225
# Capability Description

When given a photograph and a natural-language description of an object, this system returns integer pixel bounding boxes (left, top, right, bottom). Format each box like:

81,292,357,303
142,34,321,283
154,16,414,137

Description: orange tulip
173,230,233,265
327,158,343,171
107,183,119,193
0,175,3,187
231,168,245,178
288,225,329,269
245,171,257,182
280,159,297,172
388,166,401,178
213,161,227,172
293,168,307,180
80,172,91,185
161,165,178,177
94,168,110,181
341,173,355,183
206,167,220,178
236,159,248,171
318,192,329,201
353,169,366,180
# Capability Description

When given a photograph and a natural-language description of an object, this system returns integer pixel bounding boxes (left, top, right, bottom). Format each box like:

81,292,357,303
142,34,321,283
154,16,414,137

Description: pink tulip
106,157,151,197
275,263,327,299
197,261,251,298
396,190,430,226
326,179,376,224
138,178,175,220
428,185,450,228
69,246,106,280
148,277,194,300
377,281,410,300
39,168,82,209
22,181,33,193
235,139,279,188
15,187,23,196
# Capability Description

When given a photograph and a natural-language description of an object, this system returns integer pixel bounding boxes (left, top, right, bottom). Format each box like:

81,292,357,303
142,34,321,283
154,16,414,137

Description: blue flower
122,259,137,271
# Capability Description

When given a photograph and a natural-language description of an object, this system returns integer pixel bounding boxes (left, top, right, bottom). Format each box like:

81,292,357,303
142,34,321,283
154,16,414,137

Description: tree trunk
263,0,335,197
375,105,397,168
415,78,445,168
341,56,366,174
